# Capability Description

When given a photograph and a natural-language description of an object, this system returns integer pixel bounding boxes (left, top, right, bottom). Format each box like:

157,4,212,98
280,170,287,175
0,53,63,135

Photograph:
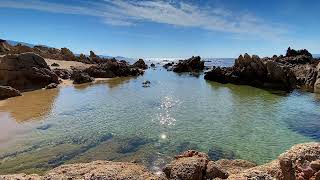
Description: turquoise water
0,60,319,174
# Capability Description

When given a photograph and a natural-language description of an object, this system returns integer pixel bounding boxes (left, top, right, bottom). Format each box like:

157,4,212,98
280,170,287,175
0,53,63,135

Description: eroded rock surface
205,48,319,92
0,86,22,100
0,53,59,91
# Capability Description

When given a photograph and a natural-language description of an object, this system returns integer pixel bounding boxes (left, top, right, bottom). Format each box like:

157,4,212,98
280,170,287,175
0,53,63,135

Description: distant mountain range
5,39,135,62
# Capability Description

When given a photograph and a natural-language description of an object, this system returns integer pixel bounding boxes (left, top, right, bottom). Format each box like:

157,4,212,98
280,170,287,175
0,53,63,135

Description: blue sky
0,0,319,58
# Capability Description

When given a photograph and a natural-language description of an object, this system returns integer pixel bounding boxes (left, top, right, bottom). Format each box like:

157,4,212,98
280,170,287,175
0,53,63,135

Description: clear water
0,59,319,175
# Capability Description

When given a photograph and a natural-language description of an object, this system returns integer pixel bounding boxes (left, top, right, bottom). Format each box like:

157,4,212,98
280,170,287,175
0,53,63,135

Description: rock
45,83,58,89
44,160,166,180
51,62,60,67
205,53,298,91
315,63,320,93
85,60,144,78
0,173,41,180
173,56,204,72
151,63,156,68
142,80,151,85
71,71,94,84
286,47,313,58
0,39,12,54
0,86,22,100
205,161,229,179
60,47,76,61
214,159,257,175
163,150,209,180
53,68,71,80
0,53,59,91
265,60,296,90
133,59,148,69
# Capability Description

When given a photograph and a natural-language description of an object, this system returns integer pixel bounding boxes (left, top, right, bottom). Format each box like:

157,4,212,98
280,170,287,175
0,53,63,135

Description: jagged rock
0,53,59,91
45,83,58,89
314,63,320,93
0,86,22,100
85,60,143,78
163,150,209,180
173,56,204,72
265,60,296,90
60,47,76,61
133,59,148,69
286,47,313,58
205,161,229,179
53,68,71,80
44,161,166,180
71,71,94,84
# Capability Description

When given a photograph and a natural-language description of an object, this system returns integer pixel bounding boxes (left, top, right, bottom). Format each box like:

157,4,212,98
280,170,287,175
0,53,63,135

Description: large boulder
173,56,204,72
0,53,59,91
71,71,94,84
53,68,71,80
286,47,313,58
163,150,209,180
0,85,22,100
44,161,166,180
133,59,148,69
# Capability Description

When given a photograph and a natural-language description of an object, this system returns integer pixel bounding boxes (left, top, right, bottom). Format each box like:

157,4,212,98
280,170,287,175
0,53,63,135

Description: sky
0,0,319,58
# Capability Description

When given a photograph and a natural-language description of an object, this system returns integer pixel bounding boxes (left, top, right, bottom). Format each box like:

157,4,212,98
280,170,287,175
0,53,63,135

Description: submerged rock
0,85,22,100
173,56,204,73
0,53,59,91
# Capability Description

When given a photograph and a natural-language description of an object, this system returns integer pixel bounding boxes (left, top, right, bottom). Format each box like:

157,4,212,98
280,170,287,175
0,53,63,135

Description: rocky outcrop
0,53,59,91
71,71,94,84
85,59,144,78
1,143,319,180
44,161,166,180
132,59,148,69
314,63,320,93
45,83,58,89
173,56,204,72
0,86,22,100
163,150,209,180
205,48,320,92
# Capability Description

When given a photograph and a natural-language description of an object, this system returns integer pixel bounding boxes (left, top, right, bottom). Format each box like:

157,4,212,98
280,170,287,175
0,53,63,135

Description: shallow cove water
0,61,320,175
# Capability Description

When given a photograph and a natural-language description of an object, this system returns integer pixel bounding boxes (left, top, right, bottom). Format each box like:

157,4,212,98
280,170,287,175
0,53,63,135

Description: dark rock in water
173,56,205,72
163,62,174,69
150,63,155,68
117,137,150,154
142,80,151,85
208,146,236,161
132,59,148,69
71,71,94,84
85,60,144,78
51,63,60,67
176,141,199,153
0,53,59,91
205,53,298,91
53,68,71,80
0,86,22,100
142,80,151,88
45,83,58,89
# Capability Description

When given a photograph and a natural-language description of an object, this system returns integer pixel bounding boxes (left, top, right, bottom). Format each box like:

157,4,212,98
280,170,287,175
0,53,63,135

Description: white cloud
0,0,288,39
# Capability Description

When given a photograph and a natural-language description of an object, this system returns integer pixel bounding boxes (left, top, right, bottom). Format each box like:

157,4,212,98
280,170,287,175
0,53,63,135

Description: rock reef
1,142,319,180
205,48,320,92
173,56,205,73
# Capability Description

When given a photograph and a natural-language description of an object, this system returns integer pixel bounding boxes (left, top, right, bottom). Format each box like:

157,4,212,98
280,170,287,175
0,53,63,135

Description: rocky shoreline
204,48,320,93
0,142,319,180
0,39,147,100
